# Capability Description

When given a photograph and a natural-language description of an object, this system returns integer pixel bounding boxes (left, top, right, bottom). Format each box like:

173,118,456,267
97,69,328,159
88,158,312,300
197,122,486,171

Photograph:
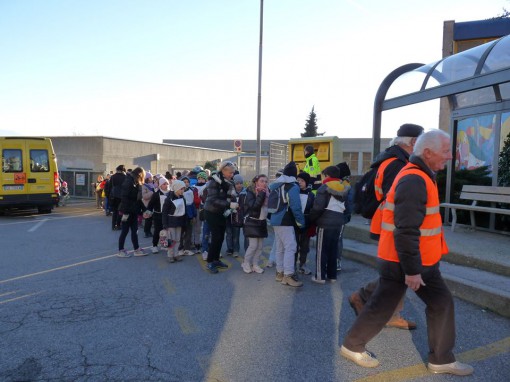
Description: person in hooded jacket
295,172,315,275
141,172,155,238
147,177,171,254
241,174,269,274
117,167,147,258
162,180,187,263
309,166,350,283
109,165,127,230
269,161,306,287
203,161,238,274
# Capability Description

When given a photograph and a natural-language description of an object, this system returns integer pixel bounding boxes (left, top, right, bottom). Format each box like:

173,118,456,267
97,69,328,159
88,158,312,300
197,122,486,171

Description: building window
362,152,372,174
342,152,358,175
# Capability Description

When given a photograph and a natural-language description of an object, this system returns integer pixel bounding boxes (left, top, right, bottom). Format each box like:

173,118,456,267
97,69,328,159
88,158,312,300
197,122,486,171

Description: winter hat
171,180,186,192
283,161,298,178
197,171,208,180
233,174,244,184
145,172,153,180
159,178,169,187
297,172,311,186
397,123,424,137
322,165,341,179
336,162,351,179
180,176,190,183
192,165,204,173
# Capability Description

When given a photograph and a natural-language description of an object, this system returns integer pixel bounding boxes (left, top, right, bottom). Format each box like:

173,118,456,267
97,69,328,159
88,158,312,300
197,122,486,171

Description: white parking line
0,254,116,284
27,218,48,232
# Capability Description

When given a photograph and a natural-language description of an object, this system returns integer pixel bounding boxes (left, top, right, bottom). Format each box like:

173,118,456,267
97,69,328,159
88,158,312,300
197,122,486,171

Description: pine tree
498,131,510,186
301,106,324,137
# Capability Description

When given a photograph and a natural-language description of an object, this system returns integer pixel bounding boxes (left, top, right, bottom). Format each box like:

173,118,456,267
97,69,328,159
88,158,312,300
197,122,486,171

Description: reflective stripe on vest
374,157,398,201
377,163,448,265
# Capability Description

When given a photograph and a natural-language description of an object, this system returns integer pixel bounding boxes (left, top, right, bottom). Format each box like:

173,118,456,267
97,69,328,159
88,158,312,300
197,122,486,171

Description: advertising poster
455,114,496,172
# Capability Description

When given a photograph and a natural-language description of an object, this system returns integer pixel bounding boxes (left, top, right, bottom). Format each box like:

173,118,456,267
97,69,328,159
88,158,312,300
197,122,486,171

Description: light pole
255,0,264,174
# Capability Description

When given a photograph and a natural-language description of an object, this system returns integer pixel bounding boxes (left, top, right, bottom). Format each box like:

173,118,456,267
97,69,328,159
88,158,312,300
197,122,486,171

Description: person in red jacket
341,130,473,377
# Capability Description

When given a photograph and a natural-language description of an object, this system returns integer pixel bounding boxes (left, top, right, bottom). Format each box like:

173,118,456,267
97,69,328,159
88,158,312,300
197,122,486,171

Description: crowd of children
100,158,352,287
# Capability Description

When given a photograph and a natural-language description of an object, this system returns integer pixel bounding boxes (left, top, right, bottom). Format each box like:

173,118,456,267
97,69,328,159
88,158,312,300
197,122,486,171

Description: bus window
30,149,50,172
2,149,23,172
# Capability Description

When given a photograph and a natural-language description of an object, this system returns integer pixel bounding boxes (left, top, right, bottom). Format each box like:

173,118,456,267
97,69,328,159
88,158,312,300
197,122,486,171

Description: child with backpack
309,166,351,284
268,161,305,287
226,174,245,258
162,180,187,263
295,172,315,275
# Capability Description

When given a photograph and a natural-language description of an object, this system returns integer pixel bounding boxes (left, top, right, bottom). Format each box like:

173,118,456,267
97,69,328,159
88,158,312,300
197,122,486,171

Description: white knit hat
171,180,185,192
159,177,169,187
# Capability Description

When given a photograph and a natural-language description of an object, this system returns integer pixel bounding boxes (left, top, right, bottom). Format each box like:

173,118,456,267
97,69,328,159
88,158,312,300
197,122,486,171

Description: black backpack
353,167,380,219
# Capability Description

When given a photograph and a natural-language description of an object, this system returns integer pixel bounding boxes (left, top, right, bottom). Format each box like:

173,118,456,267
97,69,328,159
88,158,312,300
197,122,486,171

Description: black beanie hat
397,123,424,137
322,165,341,179
297,172,311,186
283,161,298,178
335,162,351,179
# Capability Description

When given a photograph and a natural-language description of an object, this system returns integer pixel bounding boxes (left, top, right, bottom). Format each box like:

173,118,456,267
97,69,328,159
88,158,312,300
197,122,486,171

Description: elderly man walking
340,129,473,376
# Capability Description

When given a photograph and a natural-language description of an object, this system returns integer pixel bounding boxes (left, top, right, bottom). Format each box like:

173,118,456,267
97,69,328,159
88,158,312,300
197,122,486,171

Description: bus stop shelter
372,34,510,229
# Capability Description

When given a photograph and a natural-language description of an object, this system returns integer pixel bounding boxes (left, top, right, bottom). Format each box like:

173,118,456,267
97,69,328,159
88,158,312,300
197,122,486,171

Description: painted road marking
352,336,510,382
162,278,176,294
27,218,48,232
197,355,227,382
174,307,197,334
0,291,42,305
0,254,116,284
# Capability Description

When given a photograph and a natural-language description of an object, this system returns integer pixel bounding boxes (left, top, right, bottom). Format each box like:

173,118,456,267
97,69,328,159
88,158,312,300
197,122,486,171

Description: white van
1,137,60,213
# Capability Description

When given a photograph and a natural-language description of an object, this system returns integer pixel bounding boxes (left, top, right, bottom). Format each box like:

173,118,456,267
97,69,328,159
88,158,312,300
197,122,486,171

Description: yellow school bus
1,137,60,213
288,136,342,172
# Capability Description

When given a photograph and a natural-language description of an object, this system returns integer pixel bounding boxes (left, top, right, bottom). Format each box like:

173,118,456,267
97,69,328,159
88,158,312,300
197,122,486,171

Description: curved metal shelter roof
373,34,510,155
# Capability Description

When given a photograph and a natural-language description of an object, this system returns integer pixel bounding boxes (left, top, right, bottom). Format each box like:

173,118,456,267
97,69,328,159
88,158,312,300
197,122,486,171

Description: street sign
234,139,242,152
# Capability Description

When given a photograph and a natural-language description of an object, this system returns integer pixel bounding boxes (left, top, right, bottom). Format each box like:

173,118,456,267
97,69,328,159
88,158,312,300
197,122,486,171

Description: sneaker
183,250,194,256
241,262,252,274
281,273,303,287
252,265,264,274
214,260,228,269
428,361,473,376
340,345,379,368
178,250,185,257
348,292,365,316
266,261,275,268
225,251,233,257
167,256,176,263
134,248,148,257
202,251,208,261
232,252,239,258
328,278,337,283
207,262,219,274
151,246,159,254
275,271,284,282
311,276,326,285
116,249,132,258
336,259,342,271
298,265,311,275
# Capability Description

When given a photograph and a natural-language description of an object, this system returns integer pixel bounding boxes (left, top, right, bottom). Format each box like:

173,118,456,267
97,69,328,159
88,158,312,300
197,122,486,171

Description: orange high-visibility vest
377,163,448,265
370,157,398,236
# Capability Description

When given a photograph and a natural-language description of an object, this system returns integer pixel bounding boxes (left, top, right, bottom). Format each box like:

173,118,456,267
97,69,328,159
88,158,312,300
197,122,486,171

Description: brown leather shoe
385,316,417,330
348,292,365,316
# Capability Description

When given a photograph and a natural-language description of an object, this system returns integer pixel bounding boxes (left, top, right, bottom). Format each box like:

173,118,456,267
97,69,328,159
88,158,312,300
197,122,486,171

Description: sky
0,0,508,143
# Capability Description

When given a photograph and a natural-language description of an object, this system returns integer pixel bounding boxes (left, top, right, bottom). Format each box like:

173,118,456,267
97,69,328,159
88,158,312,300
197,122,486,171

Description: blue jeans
225,222,241,254
201,221,210,252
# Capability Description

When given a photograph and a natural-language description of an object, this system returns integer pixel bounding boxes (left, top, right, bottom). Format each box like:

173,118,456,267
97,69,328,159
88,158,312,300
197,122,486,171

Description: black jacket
147,189,169,214
310,179,350,228
119,174,142,215
299,185,315,228
109,171,126,200
204,173,236,215
161,192,186,228
242,186,268,238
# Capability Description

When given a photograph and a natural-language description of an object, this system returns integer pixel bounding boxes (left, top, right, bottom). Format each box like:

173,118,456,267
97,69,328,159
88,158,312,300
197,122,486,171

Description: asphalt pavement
0,201,508,381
